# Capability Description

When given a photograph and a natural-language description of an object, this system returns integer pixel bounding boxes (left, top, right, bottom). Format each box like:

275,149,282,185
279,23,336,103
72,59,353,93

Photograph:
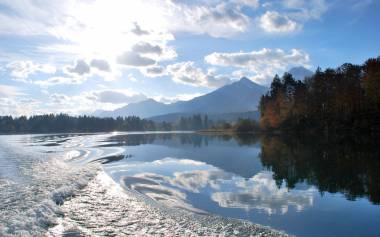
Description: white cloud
282,0,328,21
85,90,147,104
46,89,146,115
257,0,328,34
117,51,156,67
233,0,260,9
205,48,310,84
132,42,163,55
282,0,305,9
0,13,41,36
0,0,255,41
90,59,111,72
60,58,119,83
131,22,150,35
351,0,373,10
167,61,232,88
34,76,86,87
5,61,56,80
259,11,300,33
0,84,25,97
0,97,42,116
118,42,177,69
50,93,70,104
65,59,91,76
46,93,98,115
153,93,204,104
165,1,251,38
141,65,167,77
127,73,138,82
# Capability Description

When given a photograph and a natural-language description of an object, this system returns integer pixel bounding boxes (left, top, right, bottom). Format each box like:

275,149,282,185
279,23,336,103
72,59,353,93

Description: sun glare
50,1,170,61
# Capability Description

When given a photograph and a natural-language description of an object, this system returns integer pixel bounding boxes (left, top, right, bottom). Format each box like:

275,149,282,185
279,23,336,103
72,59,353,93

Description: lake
1,132,379,236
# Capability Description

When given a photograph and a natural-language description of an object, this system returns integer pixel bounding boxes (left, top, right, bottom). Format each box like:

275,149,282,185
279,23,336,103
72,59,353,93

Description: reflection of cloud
121,172,206,214
152,158,205,166
211,172,316,215
115,158,316,216
170,170,233,193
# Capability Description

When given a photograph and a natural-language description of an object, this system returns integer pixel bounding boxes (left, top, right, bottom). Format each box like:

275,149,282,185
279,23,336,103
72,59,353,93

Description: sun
50,0,170,61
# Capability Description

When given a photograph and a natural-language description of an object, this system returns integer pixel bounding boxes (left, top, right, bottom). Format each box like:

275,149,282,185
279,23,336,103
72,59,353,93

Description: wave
0,140,100,237
1,167,99,237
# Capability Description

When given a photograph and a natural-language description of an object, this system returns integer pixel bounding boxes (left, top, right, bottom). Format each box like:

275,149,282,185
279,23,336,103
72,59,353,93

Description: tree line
206,118,259,133
177,114,209,130
259,56,380,133
0,113,229,134
0,114,161,133
170,114,252,131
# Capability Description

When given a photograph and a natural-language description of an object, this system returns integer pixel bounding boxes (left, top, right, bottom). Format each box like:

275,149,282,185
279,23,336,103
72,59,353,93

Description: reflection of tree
234,133,260,146
104,133,260,148
260,135,380,204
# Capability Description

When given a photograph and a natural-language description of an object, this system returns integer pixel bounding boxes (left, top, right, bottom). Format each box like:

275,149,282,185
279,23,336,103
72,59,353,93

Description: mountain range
96,77,267,120
95,67,313,121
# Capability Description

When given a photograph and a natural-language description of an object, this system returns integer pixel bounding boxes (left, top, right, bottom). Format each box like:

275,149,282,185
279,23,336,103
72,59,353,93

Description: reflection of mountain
102,133,262,178
260,134,380,204
102,133,259,148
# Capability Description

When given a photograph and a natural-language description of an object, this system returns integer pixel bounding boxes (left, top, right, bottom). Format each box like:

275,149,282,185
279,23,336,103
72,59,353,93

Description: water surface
1,132,379,236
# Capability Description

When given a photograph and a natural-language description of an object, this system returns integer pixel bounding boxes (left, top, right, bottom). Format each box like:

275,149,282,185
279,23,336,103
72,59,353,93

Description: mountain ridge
288,66,314,80
97,77,267,118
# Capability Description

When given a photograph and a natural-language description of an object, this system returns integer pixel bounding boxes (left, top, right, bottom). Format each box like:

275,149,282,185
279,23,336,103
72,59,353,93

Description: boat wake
47,171,289,237
0,136,99,237
0,134,290,237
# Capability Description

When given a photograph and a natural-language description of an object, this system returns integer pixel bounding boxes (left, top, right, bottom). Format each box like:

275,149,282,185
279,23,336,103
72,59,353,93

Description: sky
0,0,379,116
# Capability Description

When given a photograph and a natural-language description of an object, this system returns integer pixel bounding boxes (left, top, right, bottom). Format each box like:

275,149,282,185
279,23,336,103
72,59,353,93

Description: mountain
288,66,314,80
97,77,267,119
149,111,260,124
179,77,266,114
101,99,175,118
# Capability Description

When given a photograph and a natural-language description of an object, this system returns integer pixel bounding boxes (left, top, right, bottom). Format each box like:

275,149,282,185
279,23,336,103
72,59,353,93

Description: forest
0,113,226,134
0,112,258,134
0,114,158,133
260,56,380,133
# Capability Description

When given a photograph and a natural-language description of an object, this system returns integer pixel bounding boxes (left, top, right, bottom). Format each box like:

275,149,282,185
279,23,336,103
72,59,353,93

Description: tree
259,56,380,132
363,57,380,109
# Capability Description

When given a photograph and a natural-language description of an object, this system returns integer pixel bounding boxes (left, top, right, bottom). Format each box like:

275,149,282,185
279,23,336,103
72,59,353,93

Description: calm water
1,132,380,236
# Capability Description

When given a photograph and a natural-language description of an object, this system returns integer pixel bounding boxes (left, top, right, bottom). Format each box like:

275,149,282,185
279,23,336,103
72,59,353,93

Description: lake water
1,132,379,236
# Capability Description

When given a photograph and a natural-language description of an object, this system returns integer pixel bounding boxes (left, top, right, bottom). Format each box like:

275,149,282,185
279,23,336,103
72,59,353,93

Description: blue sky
0,0,379,116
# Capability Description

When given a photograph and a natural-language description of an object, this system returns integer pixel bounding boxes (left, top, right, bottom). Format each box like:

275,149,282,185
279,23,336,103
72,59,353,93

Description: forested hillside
259,57,380,133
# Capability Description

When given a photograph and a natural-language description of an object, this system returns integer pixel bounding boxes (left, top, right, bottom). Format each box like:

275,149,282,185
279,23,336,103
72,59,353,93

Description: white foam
0,150,99,236
46,170,290,237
